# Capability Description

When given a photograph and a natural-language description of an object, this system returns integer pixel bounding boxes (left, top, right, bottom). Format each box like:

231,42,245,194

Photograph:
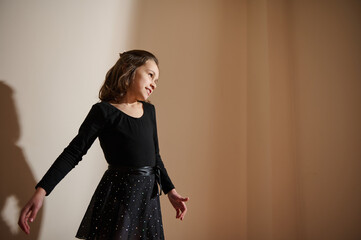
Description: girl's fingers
29,207,39,223
18,218,26,233
23,220,30,234
176,208,181,218
19,208,31,234
180,208,187,220
180,203,187,220
25,210,32,233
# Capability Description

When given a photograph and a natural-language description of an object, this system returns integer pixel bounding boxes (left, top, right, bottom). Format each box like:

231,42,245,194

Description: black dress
36,101,175,240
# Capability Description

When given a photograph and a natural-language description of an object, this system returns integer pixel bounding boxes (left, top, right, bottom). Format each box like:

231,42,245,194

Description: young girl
18,50,189,239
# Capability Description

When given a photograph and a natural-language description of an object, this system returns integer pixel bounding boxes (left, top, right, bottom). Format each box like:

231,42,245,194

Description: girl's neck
114,95,139,105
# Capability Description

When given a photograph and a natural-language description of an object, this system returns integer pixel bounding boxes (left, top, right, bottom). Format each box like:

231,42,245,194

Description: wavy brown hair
99,50,159,103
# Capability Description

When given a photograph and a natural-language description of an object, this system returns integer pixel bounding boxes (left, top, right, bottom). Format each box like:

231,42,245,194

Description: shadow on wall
0,81,42,240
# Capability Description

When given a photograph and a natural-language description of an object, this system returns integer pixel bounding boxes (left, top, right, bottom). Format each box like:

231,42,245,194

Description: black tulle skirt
75,168,164,240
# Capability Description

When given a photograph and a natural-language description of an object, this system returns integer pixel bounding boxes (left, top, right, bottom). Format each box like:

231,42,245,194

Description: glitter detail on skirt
75,168,164,240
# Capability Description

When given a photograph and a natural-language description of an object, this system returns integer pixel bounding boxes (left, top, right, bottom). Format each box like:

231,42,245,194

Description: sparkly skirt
75,167,164,240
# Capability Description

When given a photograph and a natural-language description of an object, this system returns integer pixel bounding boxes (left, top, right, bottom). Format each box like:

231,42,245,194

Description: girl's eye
149,73,153,77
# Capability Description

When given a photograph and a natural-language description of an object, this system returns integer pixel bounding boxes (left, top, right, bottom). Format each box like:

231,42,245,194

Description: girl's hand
167,189,189,221
18,187,46,234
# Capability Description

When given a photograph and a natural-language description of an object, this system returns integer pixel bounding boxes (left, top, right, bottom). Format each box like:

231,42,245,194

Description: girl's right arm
36,103,107,196
18,187,46,235
18,103,107,234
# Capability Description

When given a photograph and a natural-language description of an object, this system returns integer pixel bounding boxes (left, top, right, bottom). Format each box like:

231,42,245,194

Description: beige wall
0,0,360,240
0,1,135,239
292,1,361,239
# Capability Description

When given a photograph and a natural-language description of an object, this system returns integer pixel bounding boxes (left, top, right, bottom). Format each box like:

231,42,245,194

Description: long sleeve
151,105,175,194
36,103,107,195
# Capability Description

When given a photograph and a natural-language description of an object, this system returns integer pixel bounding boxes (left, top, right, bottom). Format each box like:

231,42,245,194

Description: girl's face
128,60,159,101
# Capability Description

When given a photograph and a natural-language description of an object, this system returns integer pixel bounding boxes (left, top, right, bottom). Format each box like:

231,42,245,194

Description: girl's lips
146,88,152,95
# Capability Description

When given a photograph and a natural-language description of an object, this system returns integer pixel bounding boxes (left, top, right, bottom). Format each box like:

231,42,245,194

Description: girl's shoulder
95,101,110,108
91,101,109,112
90,101,118,118
95,101,119,111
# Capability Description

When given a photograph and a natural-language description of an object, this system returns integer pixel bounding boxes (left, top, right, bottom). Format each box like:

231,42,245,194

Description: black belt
108,165,162,198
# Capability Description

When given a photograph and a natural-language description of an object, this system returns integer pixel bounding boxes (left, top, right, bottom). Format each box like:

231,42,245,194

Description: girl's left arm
151,104,175,193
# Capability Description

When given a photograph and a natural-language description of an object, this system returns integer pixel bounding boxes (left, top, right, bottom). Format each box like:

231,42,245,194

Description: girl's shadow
0,81,42,239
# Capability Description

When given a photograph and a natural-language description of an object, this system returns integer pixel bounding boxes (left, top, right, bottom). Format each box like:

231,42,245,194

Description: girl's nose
150,82,156,90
